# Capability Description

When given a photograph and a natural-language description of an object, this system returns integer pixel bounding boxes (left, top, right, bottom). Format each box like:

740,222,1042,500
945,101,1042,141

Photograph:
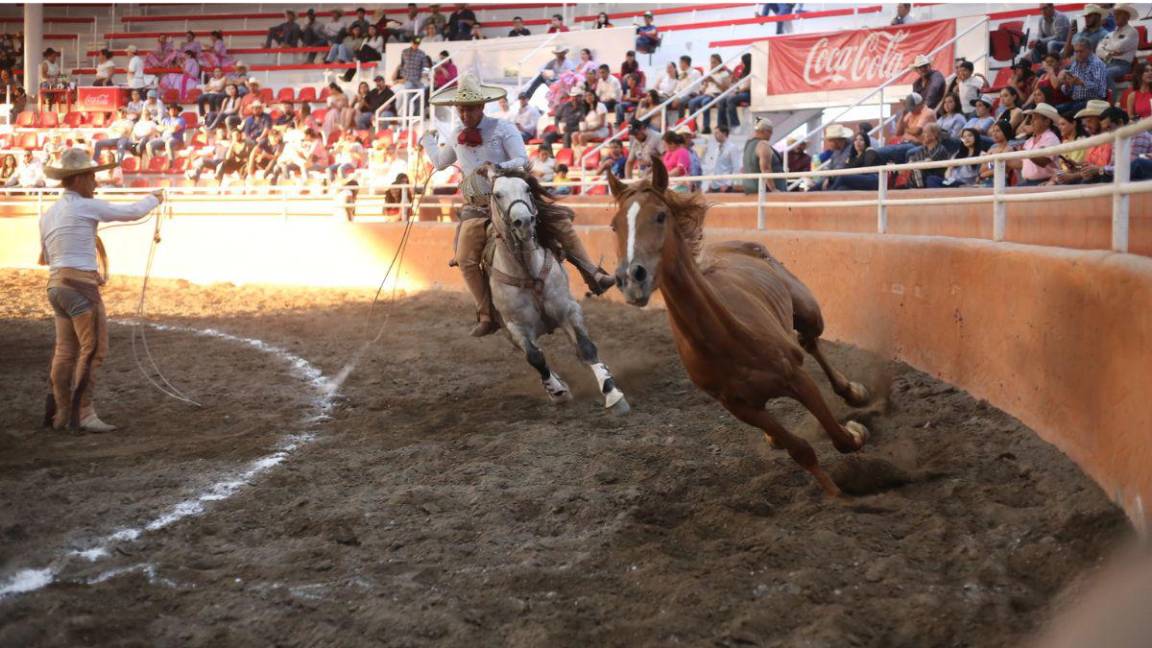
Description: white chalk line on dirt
0,322,342,600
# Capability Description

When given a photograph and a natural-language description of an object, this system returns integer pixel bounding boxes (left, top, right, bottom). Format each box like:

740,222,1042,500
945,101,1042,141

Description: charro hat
1025,102,1061,122
429,72,506,106
1074,98,1111,119
45,148,117,180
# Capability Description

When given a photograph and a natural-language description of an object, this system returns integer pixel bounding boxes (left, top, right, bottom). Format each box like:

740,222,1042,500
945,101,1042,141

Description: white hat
125,45,138,54
1082,4,1107,17
825,124,854,140
429,72,507,106
45,148,117,180
552,45,569,55
910,54,932,69
754,117,774,131
904,92,924,106
1025,102,1061,122
1074,99,1111,119
1113,4,1138,19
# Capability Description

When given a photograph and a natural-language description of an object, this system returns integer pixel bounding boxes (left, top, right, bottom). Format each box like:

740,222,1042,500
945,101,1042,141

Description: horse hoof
844,421,869,451
608,396,630,415
549,390,572,404
845,382,872,407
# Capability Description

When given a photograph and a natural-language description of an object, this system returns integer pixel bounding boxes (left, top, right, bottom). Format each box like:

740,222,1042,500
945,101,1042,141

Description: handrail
780,17,990,170
514,32,561,95
577,45,753,174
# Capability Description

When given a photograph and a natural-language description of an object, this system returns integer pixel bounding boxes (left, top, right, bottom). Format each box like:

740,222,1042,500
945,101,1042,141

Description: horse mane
612,179,709,261
495,165,572,253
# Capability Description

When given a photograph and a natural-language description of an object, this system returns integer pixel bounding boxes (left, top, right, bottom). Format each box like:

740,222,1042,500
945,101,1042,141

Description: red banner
766,19,956,96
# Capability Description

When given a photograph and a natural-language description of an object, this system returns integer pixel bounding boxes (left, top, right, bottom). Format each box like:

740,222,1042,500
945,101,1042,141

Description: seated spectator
396,4,421,41
433,51,457,90
544,87,584,149
225,63,249,96
204,30,233,69
187,126,230,182
146,35,177,67
944,60,984,114
301,10,325,63
508,17,531,37
323,92,355,141
891,3,912,25
596,141,628,178
547,14,570,33
359,75,395,129
1065,4,1109,56
625,118,665,178
655,62,679,102
572,90,609,146
717,53,752,130
12,151,45,189
0,154,16,186
936,94,966,139
531,145,557,182
593,64,623,116
349,7,372,37
94,108,137,163
9,85,27,115
93,49,116,87
1050,113,1088,182
514,93,541,142
635,11,660,53
1028,3,1070,63
322,9,348,47
594,12,613,29
614,73,645,126
1126,62,1152,120
327,130,366,182
39,48,62,108
910,54,946,111
689,53,730,134
552,163,575,195
266,10,302,48
524,45,576,103
129,113,159,158
544,48,598,109
878,92,936,164
205,83,243,131
1097,4,1139,99
702,126,742,191
198,67,228,116
965,95,997,136
146,104,187,160
94,150,123,188
936,128,985,187
906,123,950,188
1059,37,1108,114
248,129,285,183
42,134,65,166
357,25,385,63
621,50,640,78
1011,103,1061,186
997,86,1026,134
828,132,882,191
421,21,445,43
423,5,448,35
242,101,273,141
786,136,812,173
326,24,364,64
492,96,514,122
978,120,1016,186
1009,60,1038,101
1037,52,1073,112
216,129,252,185
382,172,411,219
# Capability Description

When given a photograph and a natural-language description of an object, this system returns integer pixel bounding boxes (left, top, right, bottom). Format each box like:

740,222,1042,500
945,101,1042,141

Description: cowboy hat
551,45,569,55
1082,3,1107,16
970,94,995,109
125,44,138,53
825,124,853,140
1113,4,1138,19
1025,102,1061,122
45,148,117,181
1074,98,1111,119
429,72,506,106
909,54,932,69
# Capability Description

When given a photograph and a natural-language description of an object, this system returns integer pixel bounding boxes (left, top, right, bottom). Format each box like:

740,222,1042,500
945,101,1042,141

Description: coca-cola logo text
803,30,914,86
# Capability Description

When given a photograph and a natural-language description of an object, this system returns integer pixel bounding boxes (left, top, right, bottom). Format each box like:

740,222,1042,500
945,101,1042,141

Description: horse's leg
789,279,871,407
559,309,628,412
788,370,869,454
725,399,841,497
508,322,571,403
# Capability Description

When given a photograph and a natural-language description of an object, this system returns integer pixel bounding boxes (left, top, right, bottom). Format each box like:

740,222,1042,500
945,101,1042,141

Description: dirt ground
0,268,1131,647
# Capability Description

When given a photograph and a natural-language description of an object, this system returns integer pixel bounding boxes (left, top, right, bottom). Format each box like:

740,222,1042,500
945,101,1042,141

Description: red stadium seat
582,151,601,170
162,88,180,105
1139,25,1151,50
297,87,317,103
130,178,150,188
87,112,110,127
318,86,331,102
355,129,371,144
190,131,208,147
312,107,327,122
63,112,84,128
170,157,189,174
989,28,1024,62
15,111,37,128
985,66,1014,92
555,148,574,167
259,88,274,104
182,111,198,129
1000,20,1024,32
19,132,39,149
277,87,295,103
122,157,140,173
39,112,59,128
146,157,170,174
185,88,201,104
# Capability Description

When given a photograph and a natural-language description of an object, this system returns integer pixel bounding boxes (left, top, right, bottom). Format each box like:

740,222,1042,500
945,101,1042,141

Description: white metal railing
4,116,1148,251
514,32,561,96
579,45,754,174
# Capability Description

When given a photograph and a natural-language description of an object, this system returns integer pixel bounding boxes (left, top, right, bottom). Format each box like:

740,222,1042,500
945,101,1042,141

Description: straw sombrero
909,54,932,69
1113,4,1139,19
429,73,506,106
45,148,117,181
1025,103,1061,122
1074,99,1110,119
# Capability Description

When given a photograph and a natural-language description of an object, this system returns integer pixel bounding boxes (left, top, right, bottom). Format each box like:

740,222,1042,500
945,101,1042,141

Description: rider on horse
421,73,615,337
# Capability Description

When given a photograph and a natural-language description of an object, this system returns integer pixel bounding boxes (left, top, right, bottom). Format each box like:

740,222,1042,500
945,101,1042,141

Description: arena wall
2,200,1149,524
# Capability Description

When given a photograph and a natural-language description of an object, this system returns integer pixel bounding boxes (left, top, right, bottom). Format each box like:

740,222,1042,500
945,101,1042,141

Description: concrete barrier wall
2,200,1149,523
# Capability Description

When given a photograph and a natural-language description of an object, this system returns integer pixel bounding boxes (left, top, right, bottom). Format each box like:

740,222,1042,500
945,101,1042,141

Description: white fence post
401,186,410,223
1112,135,1131,253
877,169,888,234
756,176,765,230
992,159,1006,242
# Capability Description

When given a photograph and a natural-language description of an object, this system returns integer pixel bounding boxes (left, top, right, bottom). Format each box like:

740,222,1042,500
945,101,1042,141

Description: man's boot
547,216,617,295
457,218,500,337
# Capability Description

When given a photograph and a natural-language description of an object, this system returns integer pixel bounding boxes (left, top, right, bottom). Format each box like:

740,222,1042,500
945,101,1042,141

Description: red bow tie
458,127,483,147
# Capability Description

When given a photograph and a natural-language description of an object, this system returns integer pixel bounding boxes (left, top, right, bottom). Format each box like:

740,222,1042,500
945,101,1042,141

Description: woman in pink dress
199,31,233,69
546,48,598,110
159,50,201,101
145,35,178,67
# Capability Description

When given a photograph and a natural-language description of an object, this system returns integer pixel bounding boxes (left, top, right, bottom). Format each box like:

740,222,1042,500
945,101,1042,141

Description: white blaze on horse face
625,200,641,264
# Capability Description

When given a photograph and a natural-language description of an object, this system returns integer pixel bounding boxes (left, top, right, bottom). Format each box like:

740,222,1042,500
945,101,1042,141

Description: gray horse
483,167,629,413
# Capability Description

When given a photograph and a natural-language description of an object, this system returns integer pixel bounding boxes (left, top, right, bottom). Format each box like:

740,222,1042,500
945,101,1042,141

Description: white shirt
674,67,702,95
701,69,731,96
40,191,160,271
1097,24,1139,64
656,73,678,97
429,116,528,176
595,75,622,103
95,60,116,81
703,138,741,179
515,104,541,134
17,161,45,188
128,55,146,88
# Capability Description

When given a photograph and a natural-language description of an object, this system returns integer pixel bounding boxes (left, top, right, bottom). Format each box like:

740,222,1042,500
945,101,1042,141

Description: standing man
39,149,163,432
126,45,149,90
446,3,477,41
891,3,912,25
742,119,785,194
420,74,614,336
396,37,433,92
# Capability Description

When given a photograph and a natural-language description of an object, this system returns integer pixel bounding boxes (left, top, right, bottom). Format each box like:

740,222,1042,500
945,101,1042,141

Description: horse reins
488,195,553,311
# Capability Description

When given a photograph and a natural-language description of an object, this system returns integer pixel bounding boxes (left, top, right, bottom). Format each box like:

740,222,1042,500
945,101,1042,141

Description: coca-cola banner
766,19,955,96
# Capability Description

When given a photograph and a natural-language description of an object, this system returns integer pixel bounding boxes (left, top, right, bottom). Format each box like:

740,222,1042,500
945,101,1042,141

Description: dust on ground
0,268,1130,647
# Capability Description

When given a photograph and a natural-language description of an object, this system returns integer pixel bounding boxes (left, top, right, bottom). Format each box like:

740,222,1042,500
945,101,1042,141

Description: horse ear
650,153,668,193
606,170,625,198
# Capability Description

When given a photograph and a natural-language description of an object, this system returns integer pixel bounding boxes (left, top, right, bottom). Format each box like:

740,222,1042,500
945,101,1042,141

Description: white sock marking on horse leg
591,362,624,408
625,201,640,264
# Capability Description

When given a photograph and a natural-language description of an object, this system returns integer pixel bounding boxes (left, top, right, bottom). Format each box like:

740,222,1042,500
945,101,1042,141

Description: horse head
488,167,539,247
607,153,672,307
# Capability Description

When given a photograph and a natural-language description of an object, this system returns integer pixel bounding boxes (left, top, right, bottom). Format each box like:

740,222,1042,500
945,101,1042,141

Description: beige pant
50,301,108,428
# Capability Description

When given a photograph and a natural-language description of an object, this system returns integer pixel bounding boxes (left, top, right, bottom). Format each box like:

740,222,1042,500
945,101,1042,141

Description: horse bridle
489,191,552,308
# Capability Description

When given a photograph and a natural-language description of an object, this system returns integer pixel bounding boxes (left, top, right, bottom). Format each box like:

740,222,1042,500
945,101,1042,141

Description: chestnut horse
606,156,872,496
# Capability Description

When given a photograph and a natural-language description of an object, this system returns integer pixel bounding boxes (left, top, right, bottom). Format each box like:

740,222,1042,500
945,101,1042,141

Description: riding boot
456,218,499,336
547,216,617,295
